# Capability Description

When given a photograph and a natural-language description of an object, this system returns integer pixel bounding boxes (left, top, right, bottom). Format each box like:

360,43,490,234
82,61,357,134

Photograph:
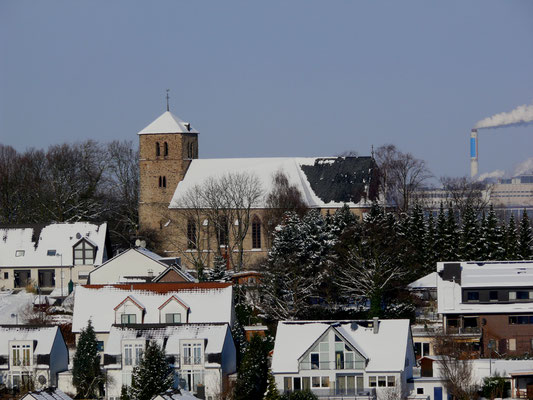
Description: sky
1,0,532,180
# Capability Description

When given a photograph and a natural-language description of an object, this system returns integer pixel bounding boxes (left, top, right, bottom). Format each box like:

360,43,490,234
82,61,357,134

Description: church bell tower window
156,142,161,157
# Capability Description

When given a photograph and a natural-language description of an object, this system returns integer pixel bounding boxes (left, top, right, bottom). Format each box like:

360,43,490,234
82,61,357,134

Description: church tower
138,110,199,231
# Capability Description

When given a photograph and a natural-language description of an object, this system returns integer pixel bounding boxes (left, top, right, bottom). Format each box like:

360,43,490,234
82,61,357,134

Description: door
336,375,356,395
434,386,443,400
14,270,31,288
38,270,55,287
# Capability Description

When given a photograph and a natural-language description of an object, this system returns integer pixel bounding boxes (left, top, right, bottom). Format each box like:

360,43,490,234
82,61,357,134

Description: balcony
299,360,366,371
182,356,202,365
445,326,481,336
284,388,376,399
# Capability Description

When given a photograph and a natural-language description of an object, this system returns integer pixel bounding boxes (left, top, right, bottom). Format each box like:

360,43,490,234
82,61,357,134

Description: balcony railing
445,326,481,336
284,388,376,399
182,356,202,365
299,361,366,371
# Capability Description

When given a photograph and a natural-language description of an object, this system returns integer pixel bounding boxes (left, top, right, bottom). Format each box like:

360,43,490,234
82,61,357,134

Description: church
138,109,379,271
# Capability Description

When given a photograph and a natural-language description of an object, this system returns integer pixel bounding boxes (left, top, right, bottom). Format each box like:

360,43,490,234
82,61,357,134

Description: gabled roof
158,295,190,310
138,111,199,135
169,156,378,209
408,272,438,289
114,295,145,311
72,283,233,332
21,389,73,400
152,265,196,283
0,326,60,356
0,222,108,267
271,320,411,374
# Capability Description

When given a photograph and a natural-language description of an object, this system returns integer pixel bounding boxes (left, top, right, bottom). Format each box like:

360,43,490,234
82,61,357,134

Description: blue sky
1,0,532,179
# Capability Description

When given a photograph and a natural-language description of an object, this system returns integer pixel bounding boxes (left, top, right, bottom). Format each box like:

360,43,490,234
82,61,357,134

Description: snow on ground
0,290,35,324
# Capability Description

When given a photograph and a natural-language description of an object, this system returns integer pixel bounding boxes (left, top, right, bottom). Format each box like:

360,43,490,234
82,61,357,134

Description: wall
49,328,69,386
481,313,533,356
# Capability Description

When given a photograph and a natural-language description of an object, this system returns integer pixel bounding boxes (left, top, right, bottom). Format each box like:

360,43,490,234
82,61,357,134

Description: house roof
72,283,233,332
271,320,411,374
169,156,378,209
0,222,108,267
138,111,199,135
408,272,438,289
21,389,73,400
105,323,230,358
0,326,60,356
152,389,200,399
152,265,196,283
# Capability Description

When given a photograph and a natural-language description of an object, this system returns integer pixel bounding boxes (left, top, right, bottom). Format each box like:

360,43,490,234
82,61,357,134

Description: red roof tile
83,282,232,294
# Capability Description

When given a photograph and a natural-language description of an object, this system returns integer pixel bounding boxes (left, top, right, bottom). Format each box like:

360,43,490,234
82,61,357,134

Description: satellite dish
38,374,47,385
135,239,141,247
76,232,82,239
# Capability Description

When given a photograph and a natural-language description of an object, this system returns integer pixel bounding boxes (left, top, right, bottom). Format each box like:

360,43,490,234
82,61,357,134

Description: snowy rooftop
105,323,230,357
0,326,59,356
170,156,377,209
461,262,533,288
408,272,438,289
138,111,198,135
271,320,411,374
153,390,200,400
21,389,73,400
72,283,233,332
0,222,108,267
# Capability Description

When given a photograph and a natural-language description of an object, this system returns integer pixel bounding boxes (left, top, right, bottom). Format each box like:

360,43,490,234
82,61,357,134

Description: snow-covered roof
152,390,200,400
170,157,377,209
0,326,60,356
437,261,533,314
105,324,230,357
72,283,233,332
21,389,73,400
0,222,108,267
271,320,411,374
138,111,198,135
408,272,438,289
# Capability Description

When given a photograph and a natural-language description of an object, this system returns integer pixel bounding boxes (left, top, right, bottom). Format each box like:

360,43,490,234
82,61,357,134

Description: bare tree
375,144,432,212
440,176,492,217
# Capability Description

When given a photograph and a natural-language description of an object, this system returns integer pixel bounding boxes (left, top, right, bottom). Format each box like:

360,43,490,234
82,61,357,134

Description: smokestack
470,129,478,178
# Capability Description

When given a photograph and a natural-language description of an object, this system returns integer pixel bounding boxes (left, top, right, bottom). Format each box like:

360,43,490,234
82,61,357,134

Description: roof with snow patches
170,156,378,209
138,111,198,135
271,320,412,374
20,389,73,400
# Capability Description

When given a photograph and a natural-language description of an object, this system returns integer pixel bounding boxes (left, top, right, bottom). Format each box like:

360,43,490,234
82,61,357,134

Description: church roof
138,111,199,135
169,156,378,209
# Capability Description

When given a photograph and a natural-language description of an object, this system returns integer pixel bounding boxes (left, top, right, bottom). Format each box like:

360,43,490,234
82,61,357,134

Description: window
387,376,396,387
156,142,160,156
163,176,166,188
164,142,168,156
417,388,424,394
378,376,387,387
15,250,24,257
187,219,197,249
159,176,162,187
180,370,204,393
509,315,533,325
490,291,498,301
509,338,517,351
124,344,132,366
467,291,479,302
97,341,104,352
74,240,95,265
310,353,319,369
369,376,376,387
216,217,229,247
517,291,532,300
183,343,192,365
47,249,56,256
4,272,8,279
78,272,89,280
165,313,181,323
183,343,201,365
284,377,292,391
312,376,320,388
121,314,136,324
11,344,31,367
124,343,143,366
252,216,261,249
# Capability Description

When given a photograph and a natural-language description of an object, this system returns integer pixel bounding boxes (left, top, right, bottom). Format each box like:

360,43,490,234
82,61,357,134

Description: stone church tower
138,110,199,232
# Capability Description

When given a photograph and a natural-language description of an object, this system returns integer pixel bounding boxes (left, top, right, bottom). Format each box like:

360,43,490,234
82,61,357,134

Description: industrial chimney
470,129,478,178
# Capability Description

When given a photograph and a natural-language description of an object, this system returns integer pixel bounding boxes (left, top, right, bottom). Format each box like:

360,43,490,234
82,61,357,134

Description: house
271,319,416,399
437,260,533,357
152,389,200,399
137,110,379,269
20,388,73,400
103,323,236,400
0,222,110,291
88,247,193,284
0,325,69,391
71,282,235,351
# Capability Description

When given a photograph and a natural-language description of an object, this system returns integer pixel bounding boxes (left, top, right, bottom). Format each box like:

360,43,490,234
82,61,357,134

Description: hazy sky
1,0,532,180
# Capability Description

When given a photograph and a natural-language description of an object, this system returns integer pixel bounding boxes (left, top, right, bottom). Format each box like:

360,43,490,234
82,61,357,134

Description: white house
71,282,235,350
88,247,193,285
0,222,110,291
103,324,236,400
0,325,69,391
271,319,416,399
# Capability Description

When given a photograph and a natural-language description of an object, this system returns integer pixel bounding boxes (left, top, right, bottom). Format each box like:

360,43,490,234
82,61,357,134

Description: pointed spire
166,89,170,112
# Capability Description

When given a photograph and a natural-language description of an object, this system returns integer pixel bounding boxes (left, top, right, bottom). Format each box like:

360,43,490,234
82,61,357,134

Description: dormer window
15,250,25,257
121,314,137,324
73,240,95,265
47,250,56,256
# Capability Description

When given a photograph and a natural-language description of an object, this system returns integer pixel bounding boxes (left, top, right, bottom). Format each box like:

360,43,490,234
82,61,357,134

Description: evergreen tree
483,205,505,260
518,210,533,259
477,212,488,260
443,205,459,261
459,204,480,261
130,341,173,400
434,203,447,262
120,386,131,400
281,390,319,400
205,254,229,281
234,335,270,400
407,203,427,274
72,320,103,399
264,370,281,400
505,215,519,260
424,212,437,273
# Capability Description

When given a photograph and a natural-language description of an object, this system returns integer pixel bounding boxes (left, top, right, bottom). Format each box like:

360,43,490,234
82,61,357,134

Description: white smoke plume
514,157,533,176
477,169,505,182
475,103,533,129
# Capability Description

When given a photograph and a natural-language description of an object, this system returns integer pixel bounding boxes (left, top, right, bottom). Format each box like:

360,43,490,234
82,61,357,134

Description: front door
434,386,443,400
14,270,31,288
336,375,356,395
38,269,55,287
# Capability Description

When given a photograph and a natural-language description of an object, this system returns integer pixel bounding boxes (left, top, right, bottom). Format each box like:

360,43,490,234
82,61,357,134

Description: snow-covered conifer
130,341,173,400
518,210,533,259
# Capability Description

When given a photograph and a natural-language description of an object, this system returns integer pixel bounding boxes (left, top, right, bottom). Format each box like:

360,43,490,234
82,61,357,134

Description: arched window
158,176,162,187
162,176,167,188
187,219,197,249
156,142,160,157
164,142,169,156
252,216,261,249
216,216,229,247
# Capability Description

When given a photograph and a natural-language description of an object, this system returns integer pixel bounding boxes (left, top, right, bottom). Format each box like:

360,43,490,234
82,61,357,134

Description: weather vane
166,89,170,112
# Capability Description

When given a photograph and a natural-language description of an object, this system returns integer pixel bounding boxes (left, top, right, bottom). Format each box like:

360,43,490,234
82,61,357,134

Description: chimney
470,129,478,178
373,317,379,334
